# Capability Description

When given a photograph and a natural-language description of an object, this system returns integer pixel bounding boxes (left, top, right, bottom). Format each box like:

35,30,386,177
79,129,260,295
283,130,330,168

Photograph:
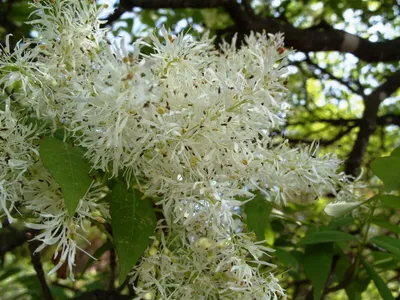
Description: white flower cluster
0,0,358,298
0,109,38,223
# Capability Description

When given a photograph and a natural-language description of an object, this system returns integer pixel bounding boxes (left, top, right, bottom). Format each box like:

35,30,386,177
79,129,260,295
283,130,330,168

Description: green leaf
391,146,400,157
111,182,157,284
370,236,400,259
334,253,351,284
371,218,400,234
303,243,333,300
8,2,35,23
0,267,20,282
39,137,92,216
379,195,400,210
274,248,298,270
264,220,275,245
299,230,354,245
359,256,394,300
372,251,400,270
370,157,400,190
327,216,355,230
345,277,370,300
244,193,272,241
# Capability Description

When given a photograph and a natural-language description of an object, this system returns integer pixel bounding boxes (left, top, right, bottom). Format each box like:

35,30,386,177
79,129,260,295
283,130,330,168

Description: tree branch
288,114,400,128
120,0,230,9
27,231,54,300
115,0,400,62
345,70,400,176
224,1,400,62
104,5,128,26
286,126,356,146
0,224,30,257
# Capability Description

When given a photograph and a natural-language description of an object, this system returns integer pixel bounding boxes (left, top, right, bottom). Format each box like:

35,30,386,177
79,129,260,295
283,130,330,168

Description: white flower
0,110,39,224
131,227,284,300
24,163,109,279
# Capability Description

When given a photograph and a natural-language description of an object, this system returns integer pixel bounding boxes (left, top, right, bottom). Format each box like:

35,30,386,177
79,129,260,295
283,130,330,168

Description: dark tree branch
287,126,356,146
288,118,357,127
120,0,230,9
288,114,400,128
104,5,128,27
377,114,400,127
117,0,400,62
224,1,400,62
241,0,256,18
27,231,54,300
345,70,400,176
0,225,30,257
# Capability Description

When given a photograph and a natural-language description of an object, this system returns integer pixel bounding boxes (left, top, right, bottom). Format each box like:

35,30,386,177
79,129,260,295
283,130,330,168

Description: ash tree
0,1,399,299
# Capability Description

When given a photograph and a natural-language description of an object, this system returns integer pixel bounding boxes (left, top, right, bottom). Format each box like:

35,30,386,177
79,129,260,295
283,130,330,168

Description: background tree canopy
0,0,399,299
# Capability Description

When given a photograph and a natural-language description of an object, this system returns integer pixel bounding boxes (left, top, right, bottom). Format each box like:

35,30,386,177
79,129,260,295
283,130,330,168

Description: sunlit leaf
370,157,400,190
244,193,272,241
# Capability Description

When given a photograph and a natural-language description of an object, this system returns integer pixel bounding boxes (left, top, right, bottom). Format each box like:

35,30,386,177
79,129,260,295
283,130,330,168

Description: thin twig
27,231,54,300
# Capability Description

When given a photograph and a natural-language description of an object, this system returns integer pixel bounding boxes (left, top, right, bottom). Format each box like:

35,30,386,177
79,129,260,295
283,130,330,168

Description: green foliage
370,156,400,191
244,192,272,241
379,194,400,209
360,257,395,300
299,229,354,245
370,236,400,260
39,136,93,216
303,243,333,300
111,182,157,284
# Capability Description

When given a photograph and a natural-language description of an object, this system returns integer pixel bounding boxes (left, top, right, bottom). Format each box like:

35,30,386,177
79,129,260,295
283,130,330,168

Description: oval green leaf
304,243,333,300
39,136,92,216
244,193,272,241
299,230,354,245
274,248,298,270
111,182,157,284
380,195,400,210
370,157,400,191
391,146,400,157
